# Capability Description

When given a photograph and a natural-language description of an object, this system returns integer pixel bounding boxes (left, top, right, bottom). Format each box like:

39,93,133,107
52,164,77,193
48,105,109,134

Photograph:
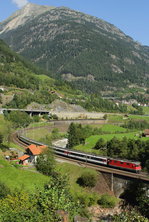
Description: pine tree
67,123,79,148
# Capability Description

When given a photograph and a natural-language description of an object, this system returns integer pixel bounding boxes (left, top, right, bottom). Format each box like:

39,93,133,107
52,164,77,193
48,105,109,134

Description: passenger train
18,135,142,173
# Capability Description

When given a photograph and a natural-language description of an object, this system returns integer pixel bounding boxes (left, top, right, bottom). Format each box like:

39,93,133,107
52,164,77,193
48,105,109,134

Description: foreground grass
0,156,49,192
56,162,100,198
56,162,119,207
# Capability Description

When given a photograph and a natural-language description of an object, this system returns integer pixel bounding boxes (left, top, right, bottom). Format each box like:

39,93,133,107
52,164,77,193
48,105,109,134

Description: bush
77,171,97,188
0,182,11,199
74,192,98,207
36,148,55,176
32,115,40,122
94,138,106,150
98,194,118,208
51,114,58,120
103,114,108,120
113,210,148,222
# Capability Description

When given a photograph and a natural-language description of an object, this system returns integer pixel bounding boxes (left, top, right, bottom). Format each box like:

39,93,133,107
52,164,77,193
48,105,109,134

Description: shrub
77,171,97,188
51,114,58,120
103,114,108,120
94,138,106,150
0,182,11,199
98,194,118,208
74,192,98,207
36,148,55,176
32,115,40,122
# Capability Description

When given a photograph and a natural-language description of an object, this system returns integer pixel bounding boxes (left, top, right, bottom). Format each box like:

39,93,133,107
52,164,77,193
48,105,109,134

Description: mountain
1,39,128,113
0,4,149,96
0,3,54,34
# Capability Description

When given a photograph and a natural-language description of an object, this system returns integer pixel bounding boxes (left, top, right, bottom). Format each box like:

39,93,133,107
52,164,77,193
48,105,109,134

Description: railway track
13,132,149,183
12,132,28,148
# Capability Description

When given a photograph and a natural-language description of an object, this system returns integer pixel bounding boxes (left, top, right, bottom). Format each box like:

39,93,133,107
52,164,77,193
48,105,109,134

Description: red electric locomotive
107,158,141,173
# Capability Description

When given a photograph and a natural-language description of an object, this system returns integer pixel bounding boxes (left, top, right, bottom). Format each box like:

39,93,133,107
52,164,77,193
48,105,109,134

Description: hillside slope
0,39,41,89
0,4,149,95
0,39,127,113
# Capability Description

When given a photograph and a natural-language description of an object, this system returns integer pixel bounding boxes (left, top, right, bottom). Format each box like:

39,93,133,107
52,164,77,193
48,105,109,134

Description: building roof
18,155,30,161
144,129,149,135
26,144,47,155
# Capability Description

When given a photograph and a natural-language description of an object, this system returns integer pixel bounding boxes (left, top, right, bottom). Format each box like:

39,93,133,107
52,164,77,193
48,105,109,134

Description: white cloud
12,0,29,8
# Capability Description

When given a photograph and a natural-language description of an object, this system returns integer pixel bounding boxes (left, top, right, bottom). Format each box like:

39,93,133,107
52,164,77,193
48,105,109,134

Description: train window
96,158,105,161
72,152,83,157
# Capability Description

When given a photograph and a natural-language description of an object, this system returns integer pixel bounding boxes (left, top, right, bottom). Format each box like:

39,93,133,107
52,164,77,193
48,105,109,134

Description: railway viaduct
102,172,149,197
74,160,149,197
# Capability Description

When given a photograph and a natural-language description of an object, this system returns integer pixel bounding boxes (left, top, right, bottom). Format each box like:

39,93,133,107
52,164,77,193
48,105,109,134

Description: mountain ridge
0,4,149,97
0,3,55,34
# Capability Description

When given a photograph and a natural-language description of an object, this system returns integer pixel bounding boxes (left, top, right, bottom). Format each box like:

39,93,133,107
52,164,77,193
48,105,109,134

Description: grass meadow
0,156,49,192
56,162,98,193
100,124,127,133
142,106,149,115
25,127,50,140
75,131,147,154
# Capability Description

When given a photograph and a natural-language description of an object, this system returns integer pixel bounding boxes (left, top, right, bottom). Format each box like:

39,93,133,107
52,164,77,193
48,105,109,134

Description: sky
0,0,149,46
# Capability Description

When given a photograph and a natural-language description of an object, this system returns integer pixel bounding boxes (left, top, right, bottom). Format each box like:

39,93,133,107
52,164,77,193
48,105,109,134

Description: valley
0,2,149,221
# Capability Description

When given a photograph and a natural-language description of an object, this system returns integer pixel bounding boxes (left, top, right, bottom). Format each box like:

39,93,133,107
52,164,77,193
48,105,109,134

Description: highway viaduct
0,108,50,116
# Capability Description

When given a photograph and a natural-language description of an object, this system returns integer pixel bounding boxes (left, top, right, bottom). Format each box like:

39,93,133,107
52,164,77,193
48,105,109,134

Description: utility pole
111,173,114,192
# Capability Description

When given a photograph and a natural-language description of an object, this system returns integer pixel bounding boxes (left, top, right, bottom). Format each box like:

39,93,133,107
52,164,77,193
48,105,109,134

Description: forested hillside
0,39,41,89
0,39,129,113
0,4,149,95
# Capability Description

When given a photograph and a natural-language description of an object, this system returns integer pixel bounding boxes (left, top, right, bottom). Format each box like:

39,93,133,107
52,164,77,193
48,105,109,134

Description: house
18,144,47,165
18,155,30,165
143,129,149,137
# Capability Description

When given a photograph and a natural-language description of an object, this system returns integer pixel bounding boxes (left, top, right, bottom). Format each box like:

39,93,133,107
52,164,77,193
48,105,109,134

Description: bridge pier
111,173,114,192
102,172,129,197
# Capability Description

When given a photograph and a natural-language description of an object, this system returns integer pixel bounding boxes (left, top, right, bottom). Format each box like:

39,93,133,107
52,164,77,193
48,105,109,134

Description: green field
75,131,143,154
56,162,101,198
0,156,103,199
108,114,124,123
142,106,149,115
129,114,149,122
0,156,49,192
27,121,52,128
108,113,149,123
100,124,127,133
25,127,50,140
0,115,11,134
